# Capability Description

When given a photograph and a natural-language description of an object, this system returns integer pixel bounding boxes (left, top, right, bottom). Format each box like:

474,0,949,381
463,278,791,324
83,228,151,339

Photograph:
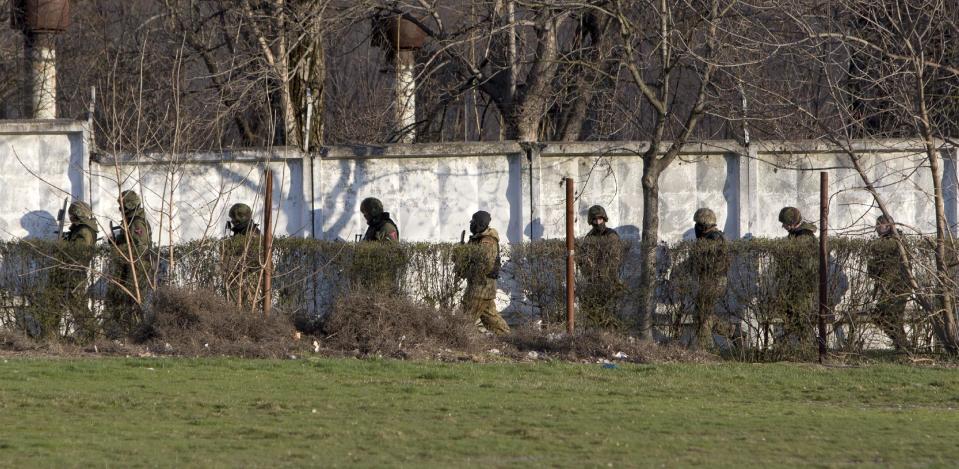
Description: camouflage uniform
360,198,399,242
223,203,262,309
780,207,817,240
866,216,911,350
354,197,404,291
63,202,98,247
689,208,729,349
576,205,624,328
42,202,99,339
774,207,818,347
456,211,510,335
106,191,153,337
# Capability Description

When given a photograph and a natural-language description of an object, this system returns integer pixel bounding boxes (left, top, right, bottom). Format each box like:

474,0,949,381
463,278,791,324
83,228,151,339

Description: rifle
460,230,466,245
55,197,69,238
225,220,233,237
109,221,123,243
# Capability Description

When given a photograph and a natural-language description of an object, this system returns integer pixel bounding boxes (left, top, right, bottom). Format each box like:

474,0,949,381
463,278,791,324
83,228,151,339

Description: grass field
0,358,957,467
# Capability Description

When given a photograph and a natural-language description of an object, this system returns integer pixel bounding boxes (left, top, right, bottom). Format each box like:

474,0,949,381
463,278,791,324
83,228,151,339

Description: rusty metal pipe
818,171,828,363
566,177,575,335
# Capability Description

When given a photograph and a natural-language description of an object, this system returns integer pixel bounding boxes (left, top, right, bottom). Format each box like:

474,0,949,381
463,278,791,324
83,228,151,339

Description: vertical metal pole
303,88,313,152
818,172,828,363
263,169,274,317
565,177,575,335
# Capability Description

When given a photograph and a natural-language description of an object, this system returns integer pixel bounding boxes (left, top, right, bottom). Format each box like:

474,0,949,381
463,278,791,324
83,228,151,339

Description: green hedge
0,236,950,354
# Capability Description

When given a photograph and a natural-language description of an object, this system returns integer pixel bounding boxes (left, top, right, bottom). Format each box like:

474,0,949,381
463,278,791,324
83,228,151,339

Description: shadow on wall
21,210,57,239
723,151,741,238
68,133,86,202
321,160,359,241
506,154,523,243
524,221,544,239
614,225,640,240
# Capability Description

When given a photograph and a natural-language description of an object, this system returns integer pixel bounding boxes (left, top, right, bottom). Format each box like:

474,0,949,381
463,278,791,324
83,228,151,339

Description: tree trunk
918,66,959,354
924,140,959,353
636,159,661,340
290,15,325,149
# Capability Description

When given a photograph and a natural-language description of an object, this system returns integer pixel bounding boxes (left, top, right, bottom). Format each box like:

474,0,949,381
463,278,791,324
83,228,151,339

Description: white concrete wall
89,150,307,245
0,120,955,244
315,143,526,242
0,120,88,239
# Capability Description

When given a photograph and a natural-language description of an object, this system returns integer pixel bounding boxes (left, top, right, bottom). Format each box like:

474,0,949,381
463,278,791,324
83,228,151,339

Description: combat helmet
360,197,384,218
587,205,608,225
693,208,717,226
229,203,253,224
119,190,141,212
778,207,802,226
68,201,94,221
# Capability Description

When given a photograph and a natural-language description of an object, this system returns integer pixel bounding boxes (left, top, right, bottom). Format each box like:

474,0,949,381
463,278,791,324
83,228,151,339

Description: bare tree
600,0,768,338
783,0,959,353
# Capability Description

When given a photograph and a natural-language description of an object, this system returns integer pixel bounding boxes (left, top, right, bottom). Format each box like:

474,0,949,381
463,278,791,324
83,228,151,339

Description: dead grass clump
503,323,717,363
323,292,479,358
0,329,43,352
146,287,299,358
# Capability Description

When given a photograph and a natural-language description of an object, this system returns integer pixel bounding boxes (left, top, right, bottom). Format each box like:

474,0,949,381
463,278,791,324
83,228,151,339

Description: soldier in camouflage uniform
360,197,399,242
228,203,261,237
779,207,817,239
866,215,911,350
105,190,153,337
576,205,624,328
774,206,818,347
223,203,262,309
62,201,99,339
38,202,99,339
456,210,510,335
63,201,99,247
354,197,403,291
689,208,729,349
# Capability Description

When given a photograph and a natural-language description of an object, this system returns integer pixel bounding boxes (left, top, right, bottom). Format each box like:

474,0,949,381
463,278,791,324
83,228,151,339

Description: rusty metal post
263,169,274,317
565,177,575,335
818,172,828,363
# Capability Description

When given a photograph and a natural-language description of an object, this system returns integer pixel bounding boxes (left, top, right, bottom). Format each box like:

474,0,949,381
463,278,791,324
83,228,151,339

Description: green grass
0,358,957,468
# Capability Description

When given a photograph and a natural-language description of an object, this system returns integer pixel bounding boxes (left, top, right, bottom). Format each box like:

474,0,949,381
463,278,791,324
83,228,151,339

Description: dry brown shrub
0,329,43,352
145,287,300,358
503,323,716,363
323,291,480,358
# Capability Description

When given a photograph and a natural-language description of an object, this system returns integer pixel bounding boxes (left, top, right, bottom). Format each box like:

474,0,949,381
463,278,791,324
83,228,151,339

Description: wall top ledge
0,119,87,135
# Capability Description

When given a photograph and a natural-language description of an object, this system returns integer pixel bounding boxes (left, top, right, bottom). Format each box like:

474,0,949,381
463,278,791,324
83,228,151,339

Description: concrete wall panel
1,122,955,244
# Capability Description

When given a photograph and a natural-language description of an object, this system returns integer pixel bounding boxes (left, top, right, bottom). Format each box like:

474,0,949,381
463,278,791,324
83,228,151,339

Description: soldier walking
354,197,403,290
224,203,262,309
866,215,911,350
577,205,625,328
774,206,818,349
456,210,510,335
35,201,100,340
689,208,729,349
105,190,153,337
